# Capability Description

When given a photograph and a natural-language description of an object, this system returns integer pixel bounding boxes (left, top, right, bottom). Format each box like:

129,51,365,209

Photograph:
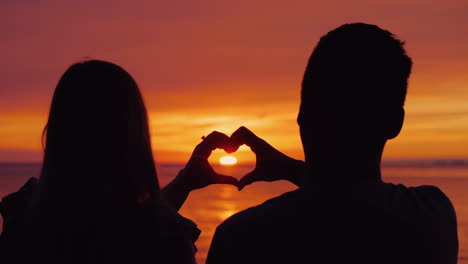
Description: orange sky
1,0,468,163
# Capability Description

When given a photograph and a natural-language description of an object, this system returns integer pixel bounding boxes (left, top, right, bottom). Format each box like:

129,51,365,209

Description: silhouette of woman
0,60,238,264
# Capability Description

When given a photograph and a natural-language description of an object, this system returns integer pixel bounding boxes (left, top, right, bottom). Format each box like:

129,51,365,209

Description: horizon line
1,158,468,167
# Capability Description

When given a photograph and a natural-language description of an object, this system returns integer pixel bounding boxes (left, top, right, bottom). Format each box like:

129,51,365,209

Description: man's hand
230,126,305,190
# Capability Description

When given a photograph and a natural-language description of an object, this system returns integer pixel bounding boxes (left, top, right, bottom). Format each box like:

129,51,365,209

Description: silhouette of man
206,23,458,264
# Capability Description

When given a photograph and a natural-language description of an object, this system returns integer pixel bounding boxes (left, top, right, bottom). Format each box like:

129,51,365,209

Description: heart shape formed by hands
228,127,304,190
180,127,304,192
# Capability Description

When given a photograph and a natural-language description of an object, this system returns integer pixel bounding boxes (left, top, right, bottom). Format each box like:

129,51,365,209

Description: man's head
298,23,412,162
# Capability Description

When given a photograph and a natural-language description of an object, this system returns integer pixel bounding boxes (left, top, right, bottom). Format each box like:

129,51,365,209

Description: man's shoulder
207,188,315,264
406,184,456,216
216,188,306,233
405,184,450,200
217,182,454,233
387,183,454,209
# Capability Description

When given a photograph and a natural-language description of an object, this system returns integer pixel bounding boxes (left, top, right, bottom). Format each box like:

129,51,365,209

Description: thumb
238,170,259,191
214,174,239,187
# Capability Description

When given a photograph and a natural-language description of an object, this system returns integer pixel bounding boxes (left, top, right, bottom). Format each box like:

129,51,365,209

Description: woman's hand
160,131,238,211
176,131,239,191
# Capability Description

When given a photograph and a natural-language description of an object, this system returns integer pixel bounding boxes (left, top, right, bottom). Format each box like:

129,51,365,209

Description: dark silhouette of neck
304,142,384,184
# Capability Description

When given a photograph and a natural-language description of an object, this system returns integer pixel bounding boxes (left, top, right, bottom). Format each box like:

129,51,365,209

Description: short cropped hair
300,23,412,118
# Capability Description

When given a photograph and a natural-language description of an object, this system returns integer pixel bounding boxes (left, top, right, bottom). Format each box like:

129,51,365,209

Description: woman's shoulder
136,199,200,242
0,177,39,263
0,177,38,225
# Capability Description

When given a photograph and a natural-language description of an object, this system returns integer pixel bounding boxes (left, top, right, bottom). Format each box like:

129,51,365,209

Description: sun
219,156,237,166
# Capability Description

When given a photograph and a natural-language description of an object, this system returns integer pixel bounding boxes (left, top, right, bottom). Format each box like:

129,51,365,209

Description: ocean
1,162,467,263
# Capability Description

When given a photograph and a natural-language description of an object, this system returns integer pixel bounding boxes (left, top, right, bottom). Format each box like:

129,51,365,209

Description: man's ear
386,107,405,140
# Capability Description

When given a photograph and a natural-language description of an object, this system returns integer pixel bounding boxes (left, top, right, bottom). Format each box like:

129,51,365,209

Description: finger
224,141,240,154
230,126,266,154
238,170,259,191
193,131,230,159
213,174,239,187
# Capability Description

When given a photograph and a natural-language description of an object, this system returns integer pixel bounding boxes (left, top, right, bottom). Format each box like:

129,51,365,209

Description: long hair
29,60,161,262
41,60,159,205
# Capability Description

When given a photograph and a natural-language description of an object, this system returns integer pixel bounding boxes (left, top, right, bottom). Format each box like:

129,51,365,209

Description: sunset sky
2,0,468,163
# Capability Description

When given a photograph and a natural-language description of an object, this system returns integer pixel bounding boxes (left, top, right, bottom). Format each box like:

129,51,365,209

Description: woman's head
41,60,159,209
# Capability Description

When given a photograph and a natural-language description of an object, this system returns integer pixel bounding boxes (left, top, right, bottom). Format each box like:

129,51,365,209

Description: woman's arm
160,170,191,212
